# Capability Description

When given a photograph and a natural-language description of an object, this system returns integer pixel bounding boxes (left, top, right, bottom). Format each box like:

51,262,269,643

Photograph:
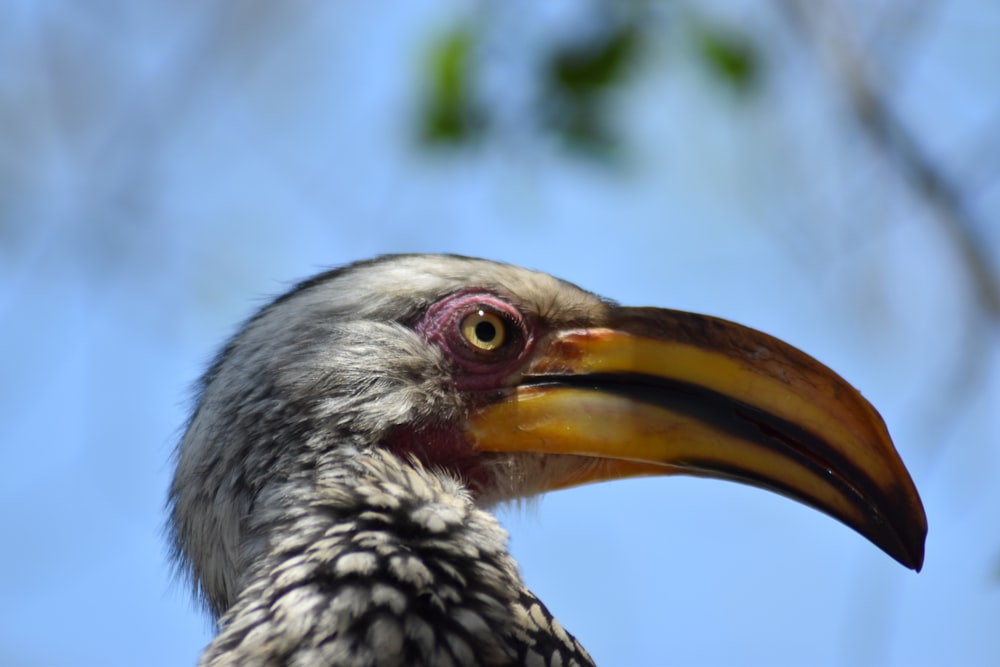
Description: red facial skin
386,290,540,496
415,289,538,390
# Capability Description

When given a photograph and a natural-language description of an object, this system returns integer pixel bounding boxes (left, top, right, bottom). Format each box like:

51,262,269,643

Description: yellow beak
466,307,927,570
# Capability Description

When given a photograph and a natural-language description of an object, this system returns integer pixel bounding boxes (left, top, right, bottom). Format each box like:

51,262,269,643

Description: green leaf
549,25,640,97
419,27,484,145
695,25,759,93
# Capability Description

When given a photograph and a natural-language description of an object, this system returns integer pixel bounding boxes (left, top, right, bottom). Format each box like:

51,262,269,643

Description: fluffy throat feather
383,423,495,500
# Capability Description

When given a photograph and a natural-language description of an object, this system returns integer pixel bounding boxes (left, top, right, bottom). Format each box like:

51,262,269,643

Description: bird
169,253,926,667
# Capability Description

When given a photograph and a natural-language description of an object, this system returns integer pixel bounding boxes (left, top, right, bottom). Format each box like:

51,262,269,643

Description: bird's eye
417,292,531,379
460,309,507,351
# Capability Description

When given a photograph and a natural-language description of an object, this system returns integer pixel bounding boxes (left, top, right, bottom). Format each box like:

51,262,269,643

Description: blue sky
2,2,998,665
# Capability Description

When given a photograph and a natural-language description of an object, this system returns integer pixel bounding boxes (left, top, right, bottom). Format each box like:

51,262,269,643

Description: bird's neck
201,449,532,665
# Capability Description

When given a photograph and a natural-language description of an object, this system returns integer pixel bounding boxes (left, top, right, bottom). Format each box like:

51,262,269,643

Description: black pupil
475,320,497,343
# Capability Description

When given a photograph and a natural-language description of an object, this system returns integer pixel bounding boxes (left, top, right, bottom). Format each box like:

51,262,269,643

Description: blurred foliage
417,16,642,158
549,25,639,95
417,10,762,158
419,26,484,144
542,23,641,155
694,24,760,94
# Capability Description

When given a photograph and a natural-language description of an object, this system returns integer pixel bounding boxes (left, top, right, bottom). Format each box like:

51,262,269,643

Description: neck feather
200,449,529,666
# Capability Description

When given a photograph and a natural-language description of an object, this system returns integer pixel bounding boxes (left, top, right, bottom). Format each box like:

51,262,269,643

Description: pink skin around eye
388,290,539,495
414,289,537,391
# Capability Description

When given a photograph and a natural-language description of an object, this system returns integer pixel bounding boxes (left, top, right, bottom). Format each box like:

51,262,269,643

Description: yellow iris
460,309,506,351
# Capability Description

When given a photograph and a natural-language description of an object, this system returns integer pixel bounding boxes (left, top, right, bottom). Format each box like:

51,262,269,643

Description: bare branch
780,0,1000,319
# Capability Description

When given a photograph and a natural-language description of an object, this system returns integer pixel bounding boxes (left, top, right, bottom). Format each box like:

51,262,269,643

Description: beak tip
899,541,925,572
908,525,927,573
886,504,927,572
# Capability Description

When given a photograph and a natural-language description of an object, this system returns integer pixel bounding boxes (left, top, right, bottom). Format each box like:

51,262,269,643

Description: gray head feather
168,254,604,616
168,254,601,666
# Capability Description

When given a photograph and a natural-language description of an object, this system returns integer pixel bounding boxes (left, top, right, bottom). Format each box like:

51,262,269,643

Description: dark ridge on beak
521,371,925,570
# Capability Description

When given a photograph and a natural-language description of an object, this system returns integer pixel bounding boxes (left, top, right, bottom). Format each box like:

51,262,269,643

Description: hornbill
169,254,926,667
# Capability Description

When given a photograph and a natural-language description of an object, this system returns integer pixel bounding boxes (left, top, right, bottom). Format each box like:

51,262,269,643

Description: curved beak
465,307,927,571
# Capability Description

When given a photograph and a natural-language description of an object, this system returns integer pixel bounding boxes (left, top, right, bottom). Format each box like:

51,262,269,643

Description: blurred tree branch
780,0,1000,321
775,7,1000,655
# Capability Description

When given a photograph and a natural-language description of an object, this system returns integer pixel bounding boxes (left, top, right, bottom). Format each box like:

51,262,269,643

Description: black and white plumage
169,254,926,666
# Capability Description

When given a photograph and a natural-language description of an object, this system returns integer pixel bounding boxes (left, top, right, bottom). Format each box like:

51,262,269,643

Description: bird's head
169,254,926,618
